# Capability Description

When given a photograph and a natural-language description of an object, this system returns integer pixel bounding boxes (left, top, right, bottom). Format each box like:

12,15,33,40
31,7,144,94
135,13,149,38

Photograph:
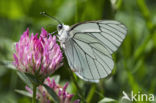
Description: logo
122,91,154,102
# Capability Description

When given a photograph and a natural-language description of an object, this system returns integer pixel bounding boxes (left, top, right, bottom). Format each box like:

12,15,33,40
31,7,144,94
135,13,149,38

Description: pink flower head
13,28,63,77
26,77,80,103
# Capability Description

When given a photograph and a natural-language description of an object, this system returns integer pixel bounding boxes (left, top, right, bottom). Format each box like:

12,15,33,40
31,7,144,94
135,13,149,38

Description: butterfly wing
64,20,127,82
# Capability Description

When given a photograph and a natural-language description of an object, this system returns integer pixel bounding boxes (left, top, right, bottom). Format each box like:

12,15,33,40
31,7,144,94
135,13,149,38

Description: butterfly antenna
40,12,62,25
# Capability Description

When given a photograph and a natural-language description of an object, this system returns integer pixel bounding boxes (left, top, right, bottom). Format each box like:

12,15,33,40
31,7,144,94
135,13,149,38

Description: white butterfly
56,20,127,82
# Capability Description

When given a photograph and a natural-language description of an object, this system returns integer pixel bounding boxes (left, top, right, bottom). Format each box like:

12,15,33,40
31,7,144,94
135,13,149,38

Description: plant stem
32,84,37,103
68,68,86,103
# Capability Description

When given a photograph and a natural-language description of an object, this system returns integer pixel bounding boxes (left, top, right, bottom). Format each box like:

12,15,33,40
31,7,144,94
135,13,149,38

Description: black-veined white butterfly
41,12,127,82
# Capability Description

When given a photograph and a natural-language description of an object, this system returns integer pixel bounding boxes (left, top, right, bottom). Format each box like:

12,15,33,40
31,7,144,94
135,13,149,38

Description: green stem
68,68,86,103
32,84,37,103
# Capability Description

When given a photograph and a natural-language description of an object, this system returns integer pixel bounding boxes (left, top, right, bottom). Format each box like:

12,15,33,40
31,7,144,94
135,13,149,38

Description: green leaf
0,60,16,70
43,84,60,103
86,85,96,103
25,73,40,86
15,89,32,98
17,72,33,88
98,97,116,103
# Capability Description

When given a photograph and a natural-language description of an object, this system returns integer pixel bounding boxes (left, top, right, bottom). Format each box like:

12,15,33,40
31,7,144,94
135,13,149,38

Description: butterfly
41,12,127,82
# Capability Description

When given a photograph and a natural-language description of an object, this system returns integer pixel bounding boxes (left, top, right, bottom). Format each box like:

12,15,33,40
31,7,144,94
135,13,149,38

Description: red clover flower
13,28,63,77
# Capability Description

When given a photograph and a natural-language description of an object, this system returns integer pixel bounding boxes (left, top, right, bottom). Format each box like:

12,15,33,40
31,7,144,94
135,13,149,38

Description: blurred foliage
0,0,156,103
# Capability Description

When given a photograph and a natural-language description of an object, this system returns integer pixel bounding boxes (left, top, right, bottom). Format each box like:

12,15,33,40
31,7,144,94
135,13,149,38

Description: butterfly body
57,24,70,48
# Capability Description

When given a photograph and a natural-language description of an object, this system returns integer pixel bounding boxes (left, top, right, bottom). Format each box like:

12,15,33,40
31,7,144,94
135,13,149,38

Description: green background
0,0,156,103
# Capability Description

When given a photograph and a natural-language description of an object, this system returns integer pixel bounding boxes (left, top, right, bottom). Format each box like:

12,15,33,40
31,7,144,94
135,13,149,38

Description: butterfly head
57,24,63,31
57,24,70,44
57,24,70,34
